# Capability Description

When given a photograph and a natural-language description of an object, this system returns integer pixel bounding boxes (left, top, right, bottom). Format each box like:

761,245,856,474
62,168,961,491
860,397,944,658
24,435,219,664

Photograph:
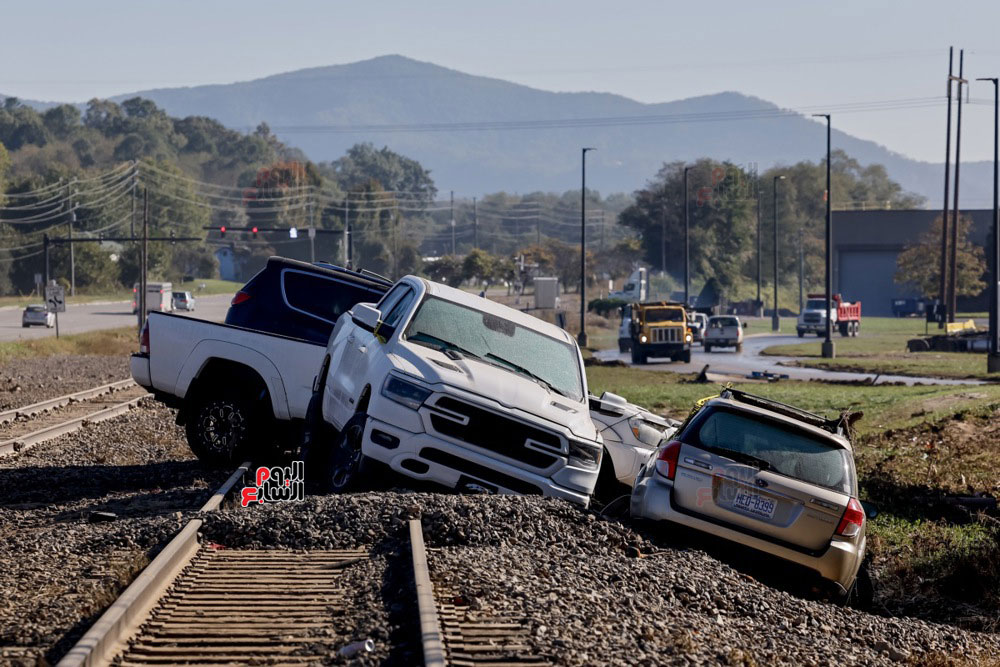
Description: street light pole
978,77,1000,373
756,178,762,317
949,50,966,323
940,47,955,329
772,175,785,331
579,147,595,347
812,113,835,358
798,225,804,313
683,166,692,306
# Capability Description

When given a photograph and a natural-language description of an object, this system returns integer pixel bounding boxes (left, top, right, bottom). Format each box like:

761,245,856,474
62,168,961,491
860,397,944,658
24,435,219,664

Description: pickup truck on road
131,257,389,465
306,275,604,506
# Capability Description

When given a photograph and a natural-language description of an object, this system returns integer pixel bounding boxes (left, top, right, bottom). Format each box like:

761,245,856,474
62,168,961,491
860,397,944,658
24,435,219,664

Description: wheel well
186,358,272,414
356,384,372,414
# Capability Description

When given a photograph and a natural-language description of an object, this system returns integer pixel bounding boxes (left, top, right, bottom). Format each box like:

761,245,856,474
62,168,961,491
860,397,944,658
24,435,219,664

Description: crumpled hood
389,340,597,441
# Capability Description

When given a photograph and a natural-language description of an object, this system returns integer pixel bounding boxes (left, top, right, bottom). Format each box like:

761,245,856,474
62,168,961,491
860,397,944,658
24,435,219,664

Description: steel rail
57,462,251,667
0,379,135,425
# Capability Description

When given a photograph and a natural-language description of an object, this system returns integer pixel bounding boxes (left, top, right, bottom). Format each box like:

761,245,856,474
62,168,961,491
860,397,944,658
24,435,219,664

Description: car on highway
21,304,55,328
630,387,873,605
306,275,603,506
589,391,679,502
131,257,390,465
172,291,196,311
703,315,745,352
687,312,708,345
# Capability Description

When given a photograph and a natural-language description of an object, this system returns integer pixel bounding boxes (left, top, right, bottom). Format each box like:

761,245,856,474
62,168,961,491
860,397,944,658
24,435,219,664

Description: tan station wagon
630,388,872,604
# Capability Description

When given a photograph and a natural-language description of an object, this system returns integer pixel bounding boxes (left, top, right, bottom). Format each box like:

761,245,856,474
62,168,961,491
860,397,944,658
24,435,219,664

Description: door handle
358,346,367,353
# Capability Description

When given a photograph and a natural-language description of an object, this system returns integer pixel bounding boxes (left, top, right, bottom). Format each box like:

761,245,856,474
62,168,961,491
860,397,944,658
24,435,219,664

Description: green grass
761,316,999,380
0,327,138,364
173,278,243,296
585,364,1000,432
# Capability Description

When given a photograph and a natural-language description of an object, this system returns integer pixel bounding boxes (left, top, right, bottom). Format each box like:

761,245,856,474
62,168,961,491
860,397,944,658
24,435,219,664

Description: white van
132,282,173,313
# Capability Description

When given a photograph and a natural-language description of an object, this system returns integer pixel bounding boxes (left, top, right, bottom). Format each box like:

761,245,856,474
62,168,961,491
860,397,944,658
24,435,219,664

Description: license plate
731,491,776,520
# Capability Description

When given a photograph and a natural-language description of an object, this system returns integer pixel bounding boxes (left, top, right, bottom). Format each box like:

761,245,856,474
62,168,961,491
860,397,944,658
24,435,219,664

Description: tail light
654,440,683,480
231,291,251,306
139,321,150,355
836,498,865,538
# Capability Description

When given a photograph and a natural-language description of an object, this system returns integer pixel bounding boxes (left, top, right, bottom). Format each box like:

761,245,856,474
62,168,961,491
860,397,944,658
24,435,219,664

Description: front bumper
797,322,827,332
635,342,688,355
631,472,863,594
360,410,594,507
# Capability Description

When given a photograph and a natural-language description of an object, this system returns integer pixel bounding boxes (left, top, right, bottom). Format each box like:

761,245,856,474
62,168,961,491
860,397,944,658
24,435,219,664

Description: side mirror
352,303,382,332
860,501,878,520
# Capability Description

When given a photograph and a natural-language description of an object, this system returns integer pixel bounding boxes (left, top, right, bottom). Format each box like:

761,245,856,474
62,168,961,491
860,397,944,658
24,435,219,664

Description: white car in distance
589,391,678,502
310,276,604,506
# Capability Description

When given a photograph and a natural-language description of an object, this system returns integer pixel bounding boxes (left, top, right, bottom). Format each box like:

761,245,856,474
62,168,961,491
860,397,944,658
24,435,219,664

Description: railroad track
57,465,545,667
0,379,148,458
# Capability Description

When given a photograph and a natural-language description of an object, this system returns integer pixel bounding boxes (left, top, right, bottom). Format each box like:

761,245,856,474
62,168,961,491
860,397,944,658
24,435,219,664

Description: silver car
172,291,195,311
590,391,678,501
22,304,55,328
631,388,872,603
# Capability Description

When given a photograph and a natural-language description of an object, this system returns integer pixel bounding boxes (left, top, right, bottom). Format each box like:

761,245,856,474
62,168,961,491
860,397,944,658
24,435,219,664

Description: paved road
0,294,232,342
595,332,986,386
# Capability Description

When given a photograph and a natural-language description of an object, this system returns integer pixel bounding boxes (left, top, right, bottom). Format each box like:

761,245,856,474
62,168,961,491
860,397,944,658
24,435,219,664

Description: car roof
407,276,576,346
701,397,853,452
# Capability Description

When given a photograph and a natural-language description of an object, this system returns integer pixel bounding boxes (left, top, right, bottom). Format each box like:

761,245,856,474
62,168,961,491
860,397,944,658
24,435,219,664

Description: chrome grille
650,327,682,343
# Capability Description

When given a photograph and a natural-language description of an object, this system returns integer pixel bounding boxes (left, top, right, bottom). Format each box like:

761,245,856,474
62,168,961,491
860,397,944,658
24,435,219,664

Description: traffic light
220,226,226,238
252,226,258,239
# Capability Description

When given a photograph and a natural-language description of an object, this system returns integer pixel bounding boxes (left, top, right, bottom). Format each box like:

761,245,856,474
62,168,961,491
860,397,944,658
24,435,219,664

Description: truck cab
628,301,692,364
610,267,647,303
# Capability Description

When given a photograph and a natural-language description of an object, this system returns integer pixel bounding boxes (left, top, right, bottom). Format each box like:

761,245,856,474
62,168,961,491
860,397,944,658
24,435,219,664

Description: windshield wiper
409,331,483,361
484,352,570,398
703,445,772,471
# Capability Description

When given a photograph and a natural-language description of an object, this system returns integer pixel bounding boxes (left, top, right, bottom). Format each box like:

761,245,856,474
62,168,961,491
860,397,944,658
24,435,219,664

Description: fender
175,339,291,421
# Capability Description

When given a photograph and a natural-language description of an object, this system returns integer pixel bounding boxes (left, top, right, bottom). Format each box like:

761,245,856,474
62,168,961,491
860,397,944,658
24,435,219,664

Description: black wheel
593,454,629,508
185,393,260,466
797,330,804,338
735,343,743,354
681,349,692,363
619,342,628,353
325,412,370,493
852,321,860,337
844,561,874,611
631,348,646,365
839,322,849,337
704,344,712,353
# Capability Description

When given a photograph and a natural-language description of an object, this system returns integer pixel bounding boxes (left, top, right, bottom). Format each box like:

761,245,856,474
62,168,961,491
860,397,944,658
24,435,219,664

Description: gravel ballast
0,400,228,665
201,493,1000,666
0,354,128,411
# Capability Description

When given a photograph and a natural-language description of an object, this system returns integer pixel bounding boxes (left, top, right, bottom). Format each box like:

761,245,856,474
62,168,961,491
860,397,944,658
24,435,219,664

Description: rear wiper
704,446,772,471
484,353,570,398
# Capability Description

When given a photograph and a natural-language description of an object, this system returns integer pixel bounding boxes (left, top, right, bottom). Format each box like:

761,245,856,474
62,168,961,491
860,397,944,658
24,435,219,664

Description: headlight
628,416,666,447
639,334,648,343
568,440,602,469
685,333,693,342
381,375,432,411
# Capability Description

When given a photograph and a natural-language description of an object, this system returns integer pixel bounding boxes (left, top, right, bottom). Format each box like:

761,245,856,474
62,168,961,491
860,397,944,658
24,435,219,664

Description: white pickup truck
306,276,603,506
131,257,389,465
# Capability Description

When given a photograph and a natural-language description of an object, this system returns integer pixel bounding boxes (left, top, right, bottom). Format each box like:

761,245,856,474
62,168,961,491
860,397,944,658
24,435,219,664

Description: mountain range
8,55,991,205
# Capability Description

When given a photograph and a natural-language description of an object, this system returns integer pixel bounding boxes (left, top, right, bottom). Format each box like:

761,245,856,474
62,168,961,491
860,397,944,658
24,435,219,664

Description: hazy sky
3,0,1000,163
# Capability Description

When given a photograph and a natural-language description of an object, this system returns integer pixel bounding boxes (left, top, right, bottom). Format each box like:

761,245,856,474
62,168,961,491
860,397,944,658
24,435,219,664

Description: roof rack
359,268,392,285
718,388,848,436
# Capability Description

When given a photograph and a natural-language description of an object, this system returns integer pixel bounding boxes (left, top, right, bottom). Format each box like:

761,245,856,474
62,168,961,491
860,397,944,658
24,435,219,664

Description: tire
735,343,743,354
844,561,874,611
631,348,646,365
21,324,28,328
839,322,849,337
593,455,630,508
324,412,371,493
681,349,692,363
797,330,804,338
704,343,712,353
852,321,860,337
185,392,260,466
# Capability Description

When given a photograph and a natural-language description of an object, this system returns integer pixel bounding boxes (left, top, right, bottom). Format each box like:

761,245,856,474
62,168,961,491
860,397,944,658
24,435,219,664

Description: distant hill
6,55,990,204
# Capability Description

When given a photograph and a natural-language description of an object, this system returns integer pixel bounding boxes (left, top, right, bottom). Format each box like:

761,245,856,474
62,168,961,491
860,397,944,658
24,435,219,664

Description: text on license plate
731,491,776,519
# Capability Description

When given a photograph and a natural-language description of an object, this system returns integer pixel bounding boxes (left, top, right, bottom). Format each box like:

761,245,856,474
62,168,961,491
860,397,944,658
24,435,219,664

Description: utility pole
66,181,76,297
600,210,605,252
131,173,137,240
579,147,595,347
798,226,804,313
450,190,456,255
661,201,667,274
393,206,399,279
343,198,351,268
683,166,691,306
940,47,955,329
473,197,478,250
812,113,834,358
756,177,762,317
308,198,316,263
772,175,785,331
140,188,149,330
948,49,966,323
978,76,1000,373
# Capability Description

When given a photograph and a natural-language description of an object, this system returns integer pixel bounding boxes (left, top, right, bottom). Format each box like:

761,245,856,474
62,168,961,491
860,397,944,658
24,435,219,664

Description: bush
588,297,627,317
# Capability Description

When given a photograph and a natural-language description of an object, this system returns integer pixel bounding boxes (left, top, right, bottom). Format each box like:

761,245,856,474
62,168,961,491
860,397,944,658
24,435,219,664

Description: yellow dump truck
628,301,692,364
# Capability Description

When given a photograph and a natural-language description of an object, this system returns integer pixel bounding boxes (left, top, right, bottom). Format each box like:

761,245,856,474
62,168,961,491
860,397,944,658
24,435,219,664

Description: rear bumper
130,353,152,390
705,338,740,346
631,472,863,594
361,415,594,507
